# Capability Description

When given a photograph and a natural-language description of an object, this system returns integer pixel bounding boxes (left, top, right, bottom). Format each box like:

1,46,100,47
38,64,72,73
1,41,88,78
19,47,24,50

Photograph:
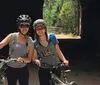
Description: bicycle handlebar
41,62,69,69
0,58,17,63
53,63,66,68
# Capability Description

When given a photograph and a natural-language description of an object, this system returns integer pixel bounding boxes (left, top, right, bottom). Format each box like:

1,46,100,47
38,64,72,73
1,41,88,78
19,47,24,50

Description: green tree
43,0,79,35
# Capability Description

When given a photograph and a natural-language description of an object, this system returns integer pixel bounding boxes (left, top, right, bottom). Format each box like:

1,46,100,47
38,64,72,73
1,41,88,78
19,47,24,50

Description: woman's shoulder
6,32,18,38
48,33,59,45
9,32,18,36
27,36,34,45
48,33,56,37
28,36,33,41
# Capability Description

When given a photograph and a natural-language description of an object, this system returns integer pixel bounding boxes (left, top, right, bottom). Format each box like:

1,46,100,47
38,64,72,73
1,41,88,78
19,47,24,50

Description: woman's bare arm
22,43,34,63
55,44,69,65
0,33,12,49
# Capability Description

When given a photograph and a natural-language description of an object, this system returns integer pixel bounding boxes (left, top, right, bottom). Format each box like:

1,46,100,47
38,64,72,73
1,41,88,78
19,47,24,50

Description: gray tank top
6,32,32,68
37,42,60,68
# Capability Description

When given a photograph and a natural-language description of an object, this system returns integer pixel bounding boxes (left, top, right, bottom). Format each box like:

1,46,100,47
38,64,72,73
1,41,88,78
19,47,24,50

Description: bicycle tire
69,81,78,85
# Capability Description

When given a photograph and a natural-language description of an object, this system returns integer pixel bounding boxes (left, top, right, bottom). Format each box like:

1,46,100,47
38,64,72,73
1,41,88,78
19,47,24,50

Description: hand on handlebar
63,60,69,66
17,57,24,63
34,59,41,66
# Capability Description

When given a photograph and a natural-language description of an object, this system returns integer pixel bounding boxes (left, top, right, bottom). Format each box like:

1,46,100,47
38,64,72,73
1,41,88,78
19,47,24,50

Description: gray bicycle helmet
33,19,47,30
16,14,32,26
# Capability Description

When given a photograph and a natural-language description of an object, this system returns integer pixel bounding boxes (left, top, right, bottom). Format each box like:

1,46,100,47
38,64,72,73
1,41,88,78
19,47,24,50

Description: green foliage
43,0,79,35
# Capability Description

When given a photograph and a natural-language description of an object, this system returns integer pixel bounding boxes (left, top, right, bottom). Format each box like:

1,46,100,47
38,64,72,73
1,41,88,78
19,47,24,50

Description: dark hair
34,31,48,42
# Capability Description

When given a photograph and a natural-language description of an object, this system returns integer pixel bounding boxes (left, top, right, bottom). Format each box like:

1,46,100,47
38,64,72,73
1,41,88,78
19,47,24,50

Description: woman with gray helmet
32,19,69,85
0,14,37,85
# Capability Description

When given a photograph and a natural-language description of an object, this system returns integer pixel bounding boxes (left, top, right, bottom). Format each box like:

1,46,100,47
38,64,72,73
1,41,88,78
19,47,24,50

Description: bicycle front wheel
69,81,78,85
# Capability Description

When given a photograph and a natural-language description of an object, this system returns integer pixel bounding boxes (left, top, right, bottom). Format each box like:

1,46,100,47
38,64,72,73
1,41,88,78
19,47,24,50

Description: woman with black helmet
0,14,36,85
32,19,69,85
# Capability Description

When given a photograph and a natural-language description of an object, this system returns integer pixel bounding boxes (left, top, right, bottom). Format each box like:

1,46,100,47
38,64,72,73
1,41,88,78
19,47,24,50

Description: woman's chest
37,43,55,56
11,43,27,53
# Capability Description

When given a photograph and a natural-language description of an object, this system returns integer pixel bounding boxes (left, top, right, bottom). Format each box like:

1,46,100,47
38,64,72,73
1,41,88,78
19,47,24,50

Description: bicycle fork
50,72,67,85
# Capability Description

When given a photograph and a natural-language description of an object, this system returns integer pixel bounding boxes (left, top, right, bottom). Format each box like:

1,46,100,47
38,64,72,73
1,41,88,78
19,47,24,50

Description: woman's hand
17,57,24,63
34,59,41,66
63,60,69,66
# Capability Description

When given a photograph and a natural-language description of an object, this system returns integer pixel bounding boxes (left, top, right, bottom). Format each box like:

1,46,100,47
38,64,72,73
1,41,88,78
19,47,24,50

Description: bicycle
41,62,78,85
0,56,17,85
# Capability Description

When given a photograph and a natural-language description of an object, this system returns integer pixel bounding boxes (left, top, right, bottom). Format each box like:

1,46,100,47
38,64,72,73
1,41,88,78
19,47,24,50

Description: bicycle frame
50,71,66,85
50,69,72,85
48,63,78,85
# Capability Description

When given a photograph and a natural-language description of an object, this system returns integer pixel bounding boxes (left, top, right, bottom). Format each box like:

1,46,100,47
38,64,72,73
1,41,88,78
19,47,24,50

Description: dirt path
55,34,80,39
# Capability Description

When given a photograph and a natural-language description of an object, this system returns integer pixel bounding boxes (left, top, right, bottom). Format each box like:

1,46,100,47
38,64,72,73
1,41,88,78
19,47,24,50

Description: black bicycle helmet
33,19,47,30
16,14,32,26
